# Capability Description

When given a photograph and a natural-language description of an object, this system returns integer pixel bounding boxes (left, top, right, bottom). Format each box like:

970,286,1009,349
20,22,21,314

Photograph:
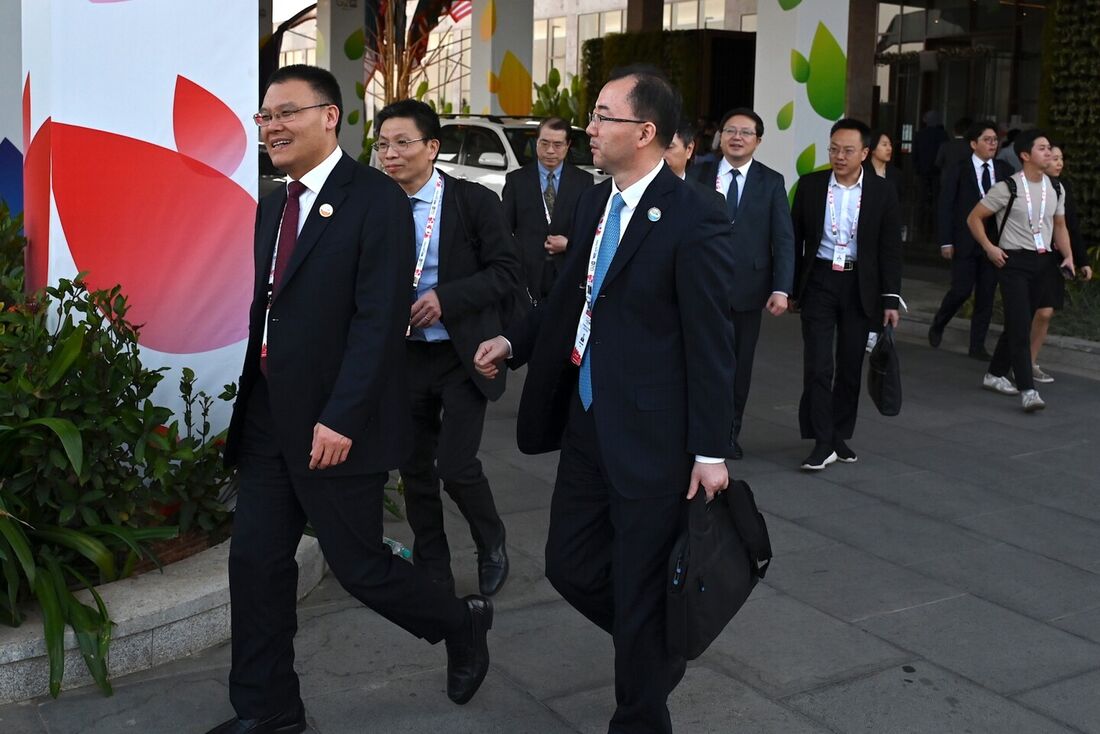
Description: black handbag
667,480,772,660
867,324,902,416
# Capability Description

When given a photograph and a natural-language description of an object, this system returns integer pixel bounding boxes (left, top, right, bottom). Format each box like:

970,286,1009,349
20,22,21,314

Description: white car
434,115,606,196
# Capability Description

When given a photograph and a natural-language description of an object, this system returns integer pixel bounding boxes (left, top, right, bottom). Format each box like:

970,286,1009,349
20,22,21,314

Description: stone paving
3,270,1099,733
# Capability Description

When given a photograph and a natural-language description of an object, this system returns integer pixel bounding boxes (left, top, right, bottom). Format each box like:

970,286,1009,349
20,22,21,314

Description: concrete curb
0,536,324,704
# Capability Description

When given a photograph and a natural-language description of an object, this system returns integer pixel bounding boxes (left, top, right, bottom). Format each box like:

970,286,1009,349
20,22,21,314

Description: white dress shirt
291,145,343,235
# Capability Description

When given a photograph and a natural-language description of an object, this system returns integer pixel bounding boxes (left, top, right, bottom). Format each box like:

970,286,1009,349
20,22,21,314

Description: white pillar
752,0,849,194
1,0,22,214
315,0,365,155
470,0,534,116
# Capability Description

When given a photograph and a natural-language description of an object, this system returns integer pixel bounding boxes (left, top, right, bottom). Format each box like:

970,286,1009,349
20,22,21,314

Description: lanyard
1019,172,1047,234
412,171,444,292
570,203,615,365
267,185,306,300
827,183,860,245
542,172,554,226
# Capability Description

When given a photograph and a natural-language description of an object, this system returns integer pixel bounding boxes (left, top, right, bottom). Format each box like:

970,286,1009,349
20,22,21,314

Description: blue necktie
726,169,740,222
578,193,625,410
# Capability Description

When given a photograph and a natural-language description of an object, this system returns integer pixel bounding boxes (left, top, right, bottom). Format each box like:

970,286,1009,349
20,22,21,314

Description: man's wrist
695,455,723,464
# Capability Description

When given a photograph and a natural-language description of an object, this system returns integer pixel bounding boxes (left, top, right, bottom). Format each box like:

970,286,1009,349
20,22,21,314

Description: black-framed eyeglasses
371,137,429,154
590,110,647,126
253,103,334,127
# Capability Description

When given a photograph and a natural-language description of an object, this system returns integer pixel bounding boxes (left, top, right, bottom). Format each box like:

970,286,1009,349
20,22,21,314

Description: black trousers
988,250,1048,392
229,378,466,719
731,308,764,438
400,341,503,584
545,393,687,734
799,260,871,444
932,245,998,351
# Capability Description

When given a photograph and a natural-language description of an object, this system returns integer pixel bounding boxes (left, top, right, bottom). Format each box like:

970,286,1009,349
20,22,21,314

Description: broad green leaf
44,325,86,388
0,517,35,586
355,81,365,100
343,27,365,60
33,568,65,697
32,527,117,581
63,563,114,696
20,418,83,476
806,23,847,121
777,100,795,130
779,0,802,9
796,143,817,176
347,110,360,126
791,50,810,83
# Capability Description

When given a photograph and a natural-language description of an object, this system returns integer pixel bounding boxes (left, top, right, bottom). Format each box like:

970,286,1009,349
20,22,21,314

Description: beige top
982,173,1065,251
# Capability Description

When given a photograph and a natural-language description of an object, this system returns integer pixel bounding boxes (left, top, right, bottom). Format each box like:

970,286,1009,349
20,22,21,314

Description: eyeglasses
722,127,758,139
977,136,999,144
253,103,333,127
590,110,647,126
372,137,428,154
537,140,568,151
827,145,862,157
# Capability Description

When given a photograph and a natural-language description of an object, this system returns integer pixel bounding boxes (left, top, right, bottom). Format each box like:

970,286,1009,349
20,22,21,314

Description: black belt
814,257,856,272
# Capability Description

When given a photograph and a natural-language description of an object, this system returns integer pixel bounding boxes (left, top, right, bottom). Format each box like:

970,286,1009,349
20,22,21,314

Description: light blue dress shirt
408,168,450,342
537,160,561,196
816,171,863,263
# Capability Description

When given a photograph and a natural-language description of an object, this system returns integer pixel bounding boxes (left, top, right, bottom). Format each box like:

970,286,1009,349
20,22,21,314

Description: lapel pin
319,203,334,218
647,207,661,222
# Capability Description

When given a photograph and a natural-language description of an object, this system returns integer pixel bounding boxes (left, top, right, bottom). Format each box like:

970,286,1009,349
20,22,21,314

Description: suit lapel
273,153,353,300
811,173,829,245
736,161,761,218
601,166,675,292
438,173,461,280
257,188,286,290
856,175,876,246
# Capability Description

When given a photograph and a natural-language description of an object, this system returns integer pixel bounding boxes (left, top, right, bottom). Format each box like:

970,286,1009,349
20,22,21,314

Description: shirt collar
295,145,343,195
828,168,864,190
972,153,991,169
537,160,561,180
410,167,442,204
610,159,665,211
718,157,753,179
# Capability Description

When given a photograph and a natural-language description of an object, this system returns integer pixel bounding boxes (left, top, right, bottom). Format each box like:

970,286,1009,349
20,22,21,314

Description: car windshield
504,126,596,168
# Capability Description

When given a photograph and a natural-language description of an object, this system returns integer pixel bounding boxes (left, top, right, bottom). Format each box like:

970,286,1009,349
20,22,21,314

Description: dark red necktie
261,180,306,376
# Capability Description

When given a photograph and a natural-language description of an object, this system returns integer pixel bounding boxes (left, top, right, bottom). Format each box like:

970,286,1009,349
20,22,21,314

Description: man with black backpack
376,99,522,596
967,129,1075,412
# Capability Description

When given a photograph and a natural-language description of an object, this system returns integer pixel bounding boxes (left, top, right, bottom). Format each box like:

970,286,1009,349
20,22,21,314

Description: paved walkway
4,270,1100,734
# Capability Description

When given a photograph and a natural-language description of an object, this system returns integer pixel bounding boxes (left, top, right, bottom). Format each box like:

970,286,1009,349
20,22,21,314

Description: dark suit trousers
228,378,466,718
799,260,871,443
400,341,504,584
545,393,687,734
988,250,1047,392
731,309,763,438
932,246,997,350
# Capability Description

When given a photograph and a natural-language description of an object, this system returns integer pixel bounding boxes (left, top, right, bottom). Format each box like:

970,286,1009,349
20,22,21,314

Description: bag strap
996,175,1016,245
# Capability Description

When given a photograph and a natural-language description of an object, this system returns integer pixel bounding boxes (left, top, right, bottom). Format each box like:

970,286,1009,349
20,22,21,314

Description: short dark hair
830,118,872,149
719,107,764,138
952,116,973,137
538,117,571,141
606,64,681,148
967,119,998,143
869,129,892,148
1014,129,1048,159
375,98,441,141
673,118,696,147
266,64,343,135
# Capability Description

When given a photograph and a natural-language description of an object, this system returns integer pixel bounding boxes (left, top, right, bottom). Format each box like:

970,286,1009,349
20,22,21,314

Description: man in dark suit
376,99,521,598
501,117,594,303
210,66,491,734
929,120,1014,358
665,119,726,214
693,107,795,459
791,118,903,471
475,65,736,734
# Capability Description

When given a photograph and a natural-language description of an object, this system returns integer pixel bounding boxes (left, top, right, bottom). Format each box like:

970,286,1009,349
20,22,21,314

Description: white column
470,0,534,116
315,0,365,155
1,0,22,214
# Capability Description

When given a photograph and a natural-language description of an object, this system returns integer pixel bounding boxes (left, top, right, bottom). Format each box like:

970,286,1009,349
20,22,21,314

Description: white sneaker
983,373,1019,395
1032,364,1054,383
1021,389,1046,412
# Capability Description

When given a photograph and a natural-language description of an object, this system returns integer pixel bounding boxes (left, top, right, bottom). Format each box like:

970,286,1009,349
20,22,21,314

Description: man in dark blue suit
475,65,736,734
929,120,1015,358
693,108,795,458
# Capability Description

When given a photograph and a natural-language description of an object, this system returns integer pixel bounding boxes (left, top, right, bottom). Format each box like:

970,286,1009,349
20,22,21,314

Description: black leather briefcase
867,324,902,416
667,480,771,660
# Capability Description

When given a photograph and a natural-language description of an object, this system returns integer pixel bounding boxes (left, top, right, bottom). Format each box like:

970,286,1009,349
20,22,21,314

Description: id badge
571,307,592,366
261,307,271,361
1033,232,1048,253
832,244,849,271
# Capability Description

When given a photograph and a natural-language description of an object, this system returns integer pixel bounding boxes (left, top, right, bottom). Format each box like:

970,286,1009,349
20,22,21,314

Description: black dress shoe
205,701,306,734
731,440,744,460
446,595,493,705
833,438,858,463
928,326,943,348
800,442,837,471
477,531,509,597
968,347,992,360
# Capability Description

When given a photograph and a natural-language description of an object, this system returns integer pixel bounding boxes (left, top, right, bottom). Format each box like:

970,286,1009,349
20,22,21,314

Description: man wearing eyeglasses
790,118,903,471
501,118,594,304
375,99,522,602
692,107,795,460
213,66,492,734
475,65,736,734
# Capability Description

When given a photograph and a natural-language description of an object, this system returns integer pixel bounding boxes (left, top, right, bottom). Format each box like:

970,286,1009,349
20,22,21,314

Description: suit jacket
1056,177,1088,267
501,162,595,300
225,153,414,475
792,169,903,319
431,172,523,401
694,160,796,311
504,164,737,499
863,160,903,202
938,156,1014,256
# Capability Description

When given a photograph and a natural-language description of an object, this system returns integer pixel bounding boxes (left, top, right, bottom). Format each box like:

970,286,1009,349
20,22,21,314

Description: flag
407,0,460,68
449,1,473,23
363,0,387,87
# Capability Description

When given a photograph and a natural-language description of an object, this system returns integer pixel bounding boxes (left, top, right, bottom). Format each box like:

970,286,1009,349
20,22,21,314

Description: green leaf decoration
343,28,365,60
806,23,847,121
778,0,803,9
347,110,360,126
791,50,810,83
777,100,795,130
796,143,816,177
355,81,365,100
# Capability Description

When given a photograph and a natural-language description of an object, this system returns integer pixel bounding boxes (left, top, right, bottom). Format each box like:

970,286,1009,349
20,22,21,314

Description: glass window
663,5,672,30
533,19,548,85
550,17,567,74
602,10,623,34
437,125,464,164
579,12,599,45
702,0,725,29
740,13,757,32
673,1,699,30
462,127,507,170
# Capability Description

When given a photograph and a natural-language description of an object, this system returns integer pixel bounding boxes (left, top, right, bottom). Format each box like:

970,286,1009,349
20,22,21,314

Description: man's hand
985,246,1008,268
474,336,510,379
883,308,900,328
941,245,954,260
1081,265,1093,281
545,234,568,255
310,423,352,470
686,461,729,501
1061,255,1076,280
765,293,788,316
410,290,442,328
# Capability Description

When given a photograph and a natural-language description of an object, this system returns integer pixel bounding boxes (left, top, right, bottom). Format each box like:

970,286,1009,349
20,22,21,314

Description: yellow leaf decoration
488,71,499,94
480,0,497,41
495,51,533,115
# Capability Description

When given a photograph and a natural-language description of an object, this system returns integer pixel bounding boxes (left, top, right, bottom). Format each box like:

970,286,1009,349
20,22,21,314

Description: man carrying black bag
867,325,902,416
